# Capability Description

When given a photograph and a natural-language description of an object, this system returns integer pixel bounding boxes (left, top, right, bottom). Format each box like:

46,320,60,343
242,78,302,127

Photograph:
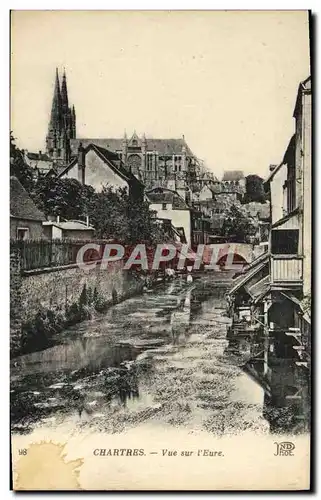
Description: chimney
86,215,89,227
78,142,85,185
57,215,60,223
39,150,42,157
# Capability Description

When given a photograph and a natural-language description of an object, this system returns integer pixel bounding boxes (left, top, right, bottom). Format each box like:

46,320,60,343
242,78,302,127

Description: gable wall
62,150,129,192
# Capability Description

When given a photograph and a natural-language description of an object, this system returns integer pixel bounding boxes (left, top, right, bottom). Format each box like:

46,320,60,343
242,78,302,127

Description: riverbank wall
10,247,145,358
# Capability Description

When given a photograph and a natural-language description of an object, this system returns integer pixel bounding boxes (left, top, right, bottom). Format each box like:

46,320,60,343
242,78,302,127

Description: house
226,76,311,433
146,187,192,245
23,150,54,176
198,184,214,201
221,170,246,194
69,133,198,190
58,142,144,201
10,176,47,240
43,218,95,240
263,75,311,350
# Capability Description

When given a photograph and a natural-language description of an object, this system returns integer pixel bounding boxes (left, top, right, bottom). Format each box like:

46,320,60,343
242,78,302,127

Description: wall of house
270,166,287,225
62,229,95,240
10,218,47,240
150,202,191,245
199,186,213,201
63,150,128,192
52,225,62,239
302,91,312,296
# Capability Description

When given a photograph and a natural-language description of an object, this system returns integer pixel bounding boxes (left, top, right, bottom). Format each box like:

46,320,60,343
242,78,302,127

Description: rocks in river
48,382,69,389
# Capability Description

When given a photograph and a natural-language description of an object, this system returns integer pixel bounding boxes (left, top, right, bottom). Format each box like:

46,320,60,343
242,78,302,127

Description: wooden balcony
271,255,303,286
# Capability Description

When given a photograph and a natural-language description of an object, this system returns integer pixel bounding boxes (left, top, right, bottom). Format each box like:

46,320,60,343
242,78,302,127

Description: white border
2,2,319,498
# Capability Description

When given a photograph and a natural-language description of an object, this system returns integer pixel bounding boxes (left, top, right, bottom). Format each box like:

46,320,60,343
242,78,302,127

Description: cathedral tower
46,68,76,164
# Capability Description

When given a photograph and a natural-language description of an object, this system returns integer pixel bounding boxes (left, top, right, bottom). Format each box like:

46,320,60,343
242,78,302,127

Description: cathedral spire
61,68,69,114
48,68,62,132
71,105,76,139
46,67,76,162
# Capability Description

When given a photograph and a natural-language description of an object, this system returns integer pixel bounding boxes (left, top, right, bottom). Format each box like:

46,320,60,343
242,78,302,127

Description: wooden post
263,300,269,376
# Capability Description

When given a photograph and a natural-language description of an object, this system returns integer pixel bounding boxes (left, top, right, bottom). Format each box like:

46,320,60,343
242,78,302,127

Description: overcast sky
11,10,310,179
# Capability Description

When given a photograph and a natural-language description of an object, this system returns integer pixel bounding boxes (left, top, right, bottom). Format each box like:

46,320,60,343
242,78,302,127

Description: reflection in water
239,345,310,435
170,287,193,345
10,273,304,437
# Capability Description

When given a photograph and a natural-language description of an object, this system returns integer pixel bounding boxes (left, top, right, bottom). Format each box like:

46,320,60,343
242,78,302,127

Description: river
11,273,283,437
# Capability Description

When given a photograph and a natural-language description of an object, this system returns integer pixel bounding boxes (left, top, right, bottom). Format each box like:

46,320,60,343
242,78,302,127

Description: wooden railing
10,239,105,271
271,255,303,284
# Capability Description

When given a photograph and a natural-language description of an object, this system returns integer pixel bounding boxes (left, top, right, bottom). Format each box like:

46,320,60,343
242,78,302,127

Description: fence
10,239,106,271
10,239,191,273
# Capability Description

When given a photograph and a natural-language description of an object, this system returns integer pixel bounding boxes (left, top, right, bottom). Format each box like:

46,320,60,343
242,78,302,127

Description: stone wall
10,247,144,356
19,260,143,323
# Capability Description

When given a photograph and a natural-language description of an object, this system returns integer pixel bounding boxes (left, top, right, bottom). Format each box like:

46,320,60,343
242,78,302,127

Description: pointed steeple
71,105,76,139
49,68,62,132
129,130,140,147
46,67,76,162
61,68,69,114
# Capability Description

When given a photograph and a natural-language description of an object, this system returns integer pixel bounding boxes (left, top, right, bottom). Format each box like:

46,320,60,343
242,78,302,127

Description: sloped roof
43,220,94,231
10,176,46,221
243,250,269,272
92,144,130,180
229,259,268,296
58,143,144,188
281,291,311,324
222,170,245,181
293,75,311,118
26,151,52,162
146,188,188,209
245,275,270,301
70,137,193,156
264,135,295,185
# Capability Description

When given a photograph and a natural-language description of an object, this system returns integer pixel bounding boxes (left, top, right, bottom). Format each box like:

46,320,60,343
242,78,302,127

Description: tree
33,176,95,220
220,204,258,243
87,185,129,240
10,132,35,193
88,185,167,244
244,175,266,203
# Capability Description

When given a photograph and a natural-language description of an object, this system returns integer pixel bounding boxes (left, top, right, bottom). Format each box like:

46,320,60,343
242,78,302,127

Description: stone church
41,69,202,191
69,133,199,190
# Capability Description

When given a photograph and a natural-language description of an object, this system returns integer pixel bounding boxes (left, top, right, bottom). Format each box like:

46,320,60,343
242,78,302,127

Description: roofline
146,187,188,207
91,144,130,182
10,214,46,222
293,76,311,118
228,259,268,296
42,221,95,230
57,143,130,183
264,161,284,185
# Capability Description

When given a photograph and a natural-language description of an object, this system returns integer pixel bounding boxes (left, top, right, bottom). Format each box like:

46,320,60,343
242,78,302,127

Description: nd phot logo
274,441,295,457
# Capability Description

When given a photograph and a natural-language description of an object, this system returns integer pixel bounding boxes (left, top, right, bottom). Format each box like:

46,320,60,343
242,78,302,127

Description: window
17,227,29,241
271,229,299,255
287,164,296,213
147,153,153,171
162,203,167,210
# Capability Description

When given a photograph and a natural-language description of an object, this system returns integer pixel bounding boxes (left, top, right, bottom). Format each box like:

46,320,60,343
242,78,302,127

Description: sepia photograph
9,9,312,491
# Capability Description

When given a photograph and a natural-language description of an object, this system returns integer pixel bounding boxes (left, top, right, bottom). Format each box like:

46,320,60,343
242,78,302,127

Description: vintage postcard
10,10,312,491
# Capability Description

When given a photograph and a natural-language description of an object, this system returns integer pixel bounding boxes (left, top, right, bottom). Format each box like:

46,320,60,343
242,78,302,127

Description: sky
11,10,310,179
